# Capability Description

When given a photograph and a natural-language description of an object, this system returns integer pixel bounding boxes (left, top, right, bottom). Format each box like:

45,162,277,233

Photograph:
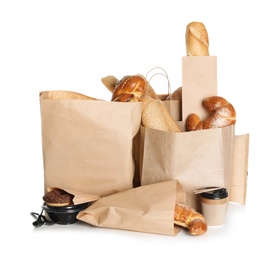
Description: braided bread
111,75,146,102
186,96,236,131
174,202,207,235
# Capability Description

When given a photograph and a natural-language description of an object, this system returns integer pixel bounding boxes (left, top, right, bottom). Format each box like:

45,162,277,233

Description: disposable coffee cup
200,188,228,227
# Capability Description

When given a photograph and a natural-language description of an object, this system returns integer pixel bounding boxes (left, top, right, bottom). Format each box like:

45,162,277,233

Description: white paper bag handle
145,67,172,98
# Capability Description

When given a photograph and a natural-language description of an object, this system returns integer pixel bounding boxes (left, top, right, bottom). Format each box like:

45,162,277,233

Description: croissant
174,202,207,235
186,96,236,131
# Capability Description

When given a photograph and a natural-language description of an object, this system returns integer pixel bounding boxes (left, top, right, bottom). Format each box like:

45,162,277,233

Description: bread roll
186,96,236,131
186,21,209,56
111,75,146,102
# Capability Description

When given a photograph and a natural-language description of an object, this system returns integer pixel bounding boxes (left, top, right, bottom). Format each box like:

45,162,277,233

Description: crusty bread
111,75,146,102
40,90,97,100
186,21,209,56
141,96,181,132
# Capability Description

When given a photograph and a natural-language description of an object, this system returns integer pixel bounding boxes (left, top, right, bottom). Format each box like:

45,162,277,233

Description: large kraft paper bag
40,94,142,196
181,56,249,204
77,180,185,236
140,123,235,212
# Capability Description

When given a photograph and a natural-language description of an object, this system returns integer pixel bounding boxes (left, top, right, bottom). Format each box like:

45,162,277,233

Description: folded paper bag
77,180,185,236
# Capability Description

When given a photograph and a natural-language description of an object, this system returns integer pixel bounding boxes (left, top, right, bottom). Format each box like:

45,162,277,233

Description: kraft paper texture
40,94,142,196
77,180,185,236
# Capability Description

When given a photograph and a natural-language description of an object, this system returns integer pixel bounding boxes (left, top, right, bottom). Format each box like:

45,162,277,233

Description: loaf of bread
174,202,207,235
111,75,146,102
186,96,236,131
102,74,157,101
40,90,98,100
186,21,209,56
141,95,181,132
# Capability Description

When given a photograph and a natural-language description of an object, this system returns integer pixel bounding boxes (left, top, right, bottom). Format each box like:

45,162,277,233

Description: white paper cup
200,188,228,227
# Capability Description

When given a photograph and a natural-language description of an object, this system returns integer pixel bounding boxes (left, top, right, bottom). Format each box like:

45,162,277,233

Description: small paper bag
77,180,185,236
40,94,142,196
140,123,235,212
182,56,217,121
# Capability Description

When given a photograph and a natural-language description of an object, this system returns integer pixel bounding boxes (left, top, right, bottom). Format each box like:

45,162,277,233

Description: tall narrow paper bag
182,56,217,121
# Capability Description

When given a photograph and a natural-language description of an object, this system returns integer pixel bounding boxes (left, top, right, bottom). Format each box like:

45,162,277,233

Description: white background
1,0,275,259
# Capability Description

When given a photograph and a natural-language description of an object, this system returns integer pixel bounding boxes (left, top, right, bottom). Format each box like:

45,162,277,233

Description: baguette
186,21,209,56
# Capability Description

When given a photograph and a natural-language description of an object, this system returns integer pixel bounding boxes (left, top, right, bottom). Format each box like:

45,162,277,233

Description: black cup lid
200,188,228,200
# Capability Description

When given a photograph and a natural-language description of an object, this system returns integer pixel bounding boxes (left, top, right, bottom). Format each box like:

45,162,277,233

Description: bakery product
40,90,97,100
174,202,207,235
111,75,146,102
141,95,181,132
186,96,236,131
186,21,209,56
43,189,74,207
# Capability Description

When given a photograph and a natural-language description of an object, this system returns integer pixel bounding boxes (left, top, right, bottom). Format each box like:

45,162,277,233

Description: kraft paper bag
140,123,235,212
230,134,250,204
182,56,217,121
77,180,185,236
158,94,182,121
40,93,142,196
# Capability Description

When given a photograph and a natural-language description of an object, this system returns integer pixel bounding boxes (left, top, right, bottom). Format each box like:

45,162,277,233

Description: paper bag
77,180,185,236
158,94,182,121
230,134,250,204
182,56,217,121
40,95,142,196
140,123,235,212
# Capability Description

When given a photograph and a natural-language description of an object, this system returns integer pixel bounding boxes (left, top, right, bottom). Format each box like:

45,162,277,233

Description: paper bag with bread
39,90,142,196
139,22,249,211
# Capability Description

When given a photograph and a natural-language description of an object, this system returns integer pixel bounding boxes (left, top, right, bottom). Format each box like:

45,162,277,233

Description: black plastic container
43,202,89,225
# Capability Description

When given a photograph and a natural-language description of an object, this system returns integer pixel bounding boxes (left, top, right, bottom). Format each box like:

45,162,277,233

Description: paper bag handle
145,67,172,98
